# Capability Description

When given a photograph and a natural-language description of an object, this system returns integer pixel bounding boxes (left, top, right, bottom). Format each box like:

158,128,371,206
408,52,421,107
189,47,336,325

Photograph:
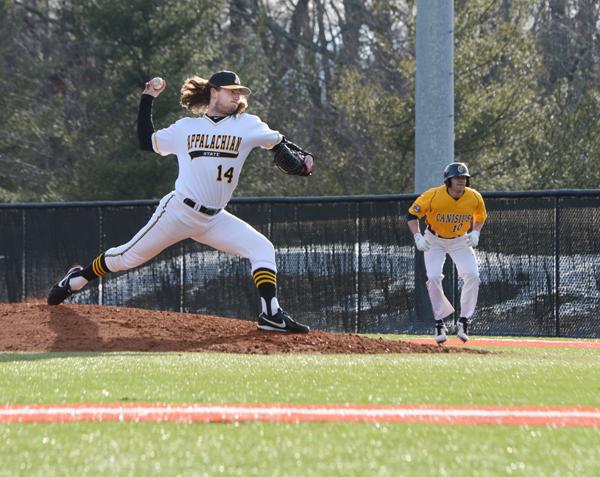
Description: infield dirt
0,303,483,354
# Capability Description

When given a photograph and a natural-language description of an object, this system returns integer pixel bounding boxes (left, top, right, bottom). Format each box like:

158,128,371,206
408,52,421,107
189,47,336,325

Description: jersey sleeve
152,119,185,156
247,116,282,150
408,189,435,218
472,191,488,223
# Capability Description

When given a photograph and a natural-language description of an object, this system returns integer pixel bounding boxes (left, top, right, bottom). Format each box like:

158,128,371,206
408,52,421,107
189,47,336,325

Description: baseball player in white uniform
406,162,487,344
48,70,312,333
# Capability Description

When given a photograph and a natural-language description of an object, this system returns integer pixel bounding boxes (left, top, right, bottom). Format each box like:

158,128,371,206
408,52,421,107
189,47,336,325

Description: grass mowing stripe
1,350,600,406
1,422,599,477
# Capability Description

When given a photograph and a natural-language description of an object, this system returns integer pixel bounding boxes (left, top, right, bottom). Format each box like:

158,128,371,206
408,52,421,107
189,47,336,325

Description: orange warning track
407,338,600,348
2,403,600,427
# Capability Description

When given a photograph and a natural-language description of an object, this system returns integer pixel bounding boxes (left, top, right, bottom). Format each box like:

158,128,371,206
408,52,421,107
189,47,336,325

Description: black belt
183,198,222,216
426,226,454,239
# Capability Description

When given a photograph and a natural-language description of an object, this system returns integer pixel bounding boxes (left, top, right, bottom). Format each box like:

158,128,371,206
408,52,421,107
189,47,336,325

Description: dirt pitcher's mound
0,303,484,354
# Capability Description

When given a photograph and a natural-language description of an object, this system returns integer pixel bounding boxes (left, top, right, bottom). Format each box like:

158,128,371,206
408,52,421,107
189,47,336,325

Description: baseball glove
272,139,314,176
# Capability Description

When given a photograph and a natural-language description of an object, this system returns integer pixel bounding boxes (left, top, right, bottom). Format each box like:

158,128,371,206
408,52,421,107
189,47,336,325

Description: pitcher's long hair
180,76,247,115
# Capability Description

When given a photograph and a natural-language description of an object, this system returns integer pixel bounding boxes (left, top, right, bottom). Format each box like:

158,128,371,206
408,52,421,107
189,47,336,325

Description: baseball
151,77,164,90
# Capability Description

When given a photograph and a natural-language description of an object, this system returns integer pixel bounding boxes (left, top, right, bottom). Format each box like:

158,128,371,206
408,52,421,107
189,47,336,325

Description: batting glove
413,233,431,252
465,230,480,248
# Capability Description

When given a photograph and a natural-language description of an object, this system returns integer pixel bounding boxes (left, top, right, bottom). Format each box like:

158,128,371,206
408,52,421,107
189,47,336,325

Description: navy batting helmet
444,162,470,186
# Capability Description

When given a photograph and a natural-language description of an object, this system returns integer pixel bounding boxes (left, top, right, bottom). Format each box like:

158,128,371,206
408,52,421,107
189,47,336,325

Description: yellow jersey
408,185,487,238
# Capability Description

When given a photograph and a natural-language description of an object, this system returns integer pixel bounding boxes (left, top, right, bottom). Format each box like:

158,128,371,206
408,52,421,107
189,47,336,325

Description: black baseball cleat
257,308,310,333
47,266,83,305
457,317,469,343
434,319,448,345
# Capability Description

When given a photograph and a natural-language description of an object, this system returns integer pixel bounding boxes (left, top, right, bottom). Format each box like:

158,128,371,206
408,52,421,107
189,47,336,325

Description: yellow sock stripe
253,270,276,281
254,274,277,282
254,276,277,286
92,256,107,277
253,274,277,286
91,259,99,277
93,257,102,276
100,257,108,275
255,277,276,287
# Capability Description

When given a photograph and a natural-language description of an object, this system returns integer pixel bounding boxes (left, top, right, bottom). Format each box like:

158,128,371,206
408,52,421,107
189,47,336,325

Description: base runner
406,162,487,344
48,71,313,333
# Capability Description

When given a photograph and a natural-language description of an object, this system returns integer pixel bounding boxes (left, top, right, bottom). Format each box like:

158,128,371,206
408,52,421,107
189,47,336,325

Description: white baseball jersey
152,114,282,208
101,113,282,278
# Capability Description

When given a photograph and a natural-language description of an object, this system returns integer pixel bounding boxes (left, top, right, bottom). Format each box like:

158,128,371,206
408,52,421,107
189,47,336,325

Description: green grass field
1,344,600,476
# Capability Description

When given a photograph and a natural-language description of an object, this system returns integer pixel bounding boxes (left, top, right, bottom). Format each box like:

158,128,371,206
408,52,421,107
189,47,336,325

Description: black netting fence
2,191,599,337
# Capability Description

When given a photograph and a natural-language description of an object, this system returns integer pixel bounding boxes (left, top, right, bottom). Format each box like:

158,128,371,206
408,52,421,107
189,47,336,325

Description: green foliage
1,0,222,202
454,0,544,191
328,65,416,194
2,0,600,201
526,83,600,188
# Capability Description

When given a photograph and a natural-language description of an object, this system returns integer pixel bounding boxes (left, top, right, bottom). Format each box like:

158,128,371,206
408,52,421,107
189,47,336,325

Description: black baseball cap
208,71,251,95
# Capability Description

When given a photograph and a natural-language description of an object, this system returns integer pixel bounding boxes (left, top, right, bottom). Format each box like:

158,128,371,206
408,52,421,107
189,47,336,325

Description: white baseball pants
104,192,276,273
423,229,480,321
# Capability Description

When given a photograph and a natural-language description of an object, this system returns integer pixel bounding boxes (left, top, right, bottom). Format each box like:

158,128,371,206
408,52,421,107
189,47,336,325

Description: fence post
555,196,561,337
98,206,103,306
452,263,458,330
179,241,185,313
354,202,361,333
21,209,27,300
